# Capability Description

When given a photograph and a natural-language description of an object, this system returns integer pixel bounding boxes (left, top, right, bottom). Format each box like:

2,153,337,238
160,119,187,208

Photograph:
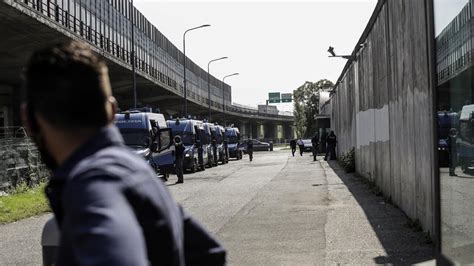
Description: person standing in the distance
196,137,204,171
174,135,185,183
22,41,225,265
290,139,297,157
311,134,319,161
224,139,229,163
325,131,337,161
212,135,218,165
246,138,254,161
447,128,458,176
297,138,304,156
321,131,327,154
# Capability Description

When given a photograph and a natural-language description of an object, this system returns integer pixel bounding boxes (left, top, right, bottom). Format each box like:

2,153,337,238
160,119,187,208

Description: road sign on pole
268,92,281,103
281,93,292,103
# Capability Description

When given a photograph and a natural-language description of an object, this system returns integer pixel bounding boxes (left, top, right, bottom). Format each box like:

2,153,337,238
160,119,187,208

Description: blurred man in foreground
22,41,225,265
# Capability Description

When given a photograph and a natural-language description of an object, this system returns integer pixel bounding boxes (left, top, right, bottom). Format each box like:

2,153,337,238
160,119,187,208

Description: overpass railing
13,0,293,121
14,0,231,109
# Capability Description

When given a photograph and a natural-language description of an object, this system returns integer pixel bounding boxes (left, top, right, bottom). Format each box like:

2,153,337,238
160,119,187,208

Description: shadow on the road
326,160,435,265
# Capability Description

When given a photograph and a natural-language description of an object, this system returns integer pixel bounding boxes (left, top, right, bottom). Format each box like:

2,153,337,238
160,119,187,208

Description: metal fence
0,127,48,191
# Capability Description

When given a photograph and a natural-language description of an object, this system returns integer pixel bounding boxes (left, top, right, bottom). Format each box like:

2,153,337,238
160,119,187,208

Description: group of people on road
290,131,338,161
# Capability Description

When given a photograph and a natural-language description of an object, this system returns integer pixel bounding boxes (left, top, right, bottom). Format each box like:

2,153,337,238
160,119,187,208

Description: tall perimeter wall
326,0,434,233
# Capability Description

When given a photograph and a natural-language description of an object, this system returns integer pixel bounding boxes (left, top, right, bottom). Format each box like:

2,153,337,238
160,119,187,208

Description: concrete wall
328,0,434,233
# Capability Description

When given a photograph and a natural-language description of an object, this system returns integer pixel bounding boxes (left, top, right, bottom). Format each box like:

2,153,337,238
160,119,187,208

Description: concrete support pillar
0,85,13,128
264,123,276,141
251,123,258,139
240,122,246,137
258,124,264,139
276,124,283,143
245,123,252,139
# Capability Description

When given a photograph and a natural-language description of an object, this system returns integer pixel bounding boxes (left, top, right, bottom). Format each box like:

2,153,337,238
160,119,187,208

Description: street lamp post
222,73,239,126
207,56,228,122
183,24,210,118
130,0,137,108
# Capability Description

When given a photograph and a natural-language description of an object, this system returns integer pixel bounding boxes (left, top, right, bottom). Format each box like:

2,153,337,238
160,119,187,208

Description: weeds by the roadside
339,148,355,173
0,182,50,224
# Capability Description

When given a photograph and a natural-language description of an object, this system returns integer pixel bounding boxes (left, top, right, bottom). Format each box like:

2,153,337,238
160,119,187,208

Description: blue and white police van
115,109,173,179
167,118,210,172
210,124,228,164
225,127,244,160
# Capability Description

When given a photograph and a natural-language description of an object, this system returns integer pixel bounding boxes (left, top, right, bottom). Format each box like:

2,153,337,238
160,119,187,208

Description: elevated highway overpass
0,0,294,141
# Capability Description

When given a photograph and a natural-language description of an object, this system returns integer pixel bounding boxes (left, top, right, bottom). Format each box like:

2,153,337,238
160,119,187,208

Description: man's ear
106,96,118,123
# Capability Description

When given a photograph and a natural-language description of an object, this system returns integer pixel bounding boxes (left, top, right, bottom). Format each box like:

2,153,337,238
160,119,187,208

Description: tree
293,100,306,138
292,79,334,137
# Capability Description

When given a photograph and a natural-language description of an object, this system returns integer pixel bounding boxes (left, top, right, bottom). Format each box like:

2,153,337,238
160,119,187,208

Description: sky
434,0,470,35
133,0,378,110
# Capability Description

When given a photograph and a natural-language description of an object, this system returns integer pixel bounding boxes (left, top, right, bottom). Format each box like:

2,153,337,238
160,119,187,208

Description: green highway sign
268,92,281,103
281,93,292,103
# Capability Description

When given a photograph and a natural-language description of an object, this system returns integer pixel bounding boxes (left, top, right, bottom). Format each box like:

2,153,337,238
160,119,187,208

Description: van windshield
118,128,150,148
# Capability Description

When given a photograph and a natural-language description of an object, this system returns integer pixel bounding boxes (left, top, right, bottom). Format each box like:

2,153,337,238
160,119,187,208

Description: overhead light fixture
327,46,336,57
327,46,355,61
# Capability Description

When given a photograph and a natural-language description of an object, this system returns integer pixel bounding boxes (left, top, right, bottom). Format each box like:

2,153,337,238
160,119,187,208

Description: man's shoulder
69,145,153,184
62,145,174,213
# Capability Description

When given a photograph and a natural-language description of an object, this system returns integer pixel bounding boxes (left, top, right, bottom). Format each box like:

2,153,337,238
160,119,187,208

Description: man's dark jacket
46,126,226,265
327,134,337,146
175,142,185,158
311,136,319,148
290,139,296,148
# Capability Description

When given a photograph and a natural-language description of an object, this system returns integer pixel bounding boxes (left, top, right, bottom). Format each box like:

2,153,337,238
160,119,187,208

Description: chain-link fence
0,127,49,192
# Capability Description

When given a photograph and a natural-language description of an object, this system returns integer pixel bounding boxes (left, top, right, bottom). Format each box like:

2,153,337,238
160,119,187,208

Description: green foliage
292,79,334,137
293,101,307,138
0,182,50,224
339,147,355,173
7,181,30,194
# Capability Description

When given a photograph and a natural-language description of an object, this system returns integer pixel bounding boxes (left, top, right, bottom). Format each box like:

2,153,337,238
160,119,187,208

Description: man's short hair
25,40,112,129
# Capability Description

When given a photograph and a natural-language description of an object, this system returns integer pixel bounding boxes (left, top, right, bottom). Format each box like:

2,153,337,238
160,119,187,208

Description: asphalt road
0,150,434,265
439,167,474,264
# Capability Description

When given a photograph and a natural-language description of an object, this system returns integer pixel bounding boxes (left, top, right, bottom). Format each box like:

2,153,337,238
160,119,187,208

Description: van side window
150,120,158,142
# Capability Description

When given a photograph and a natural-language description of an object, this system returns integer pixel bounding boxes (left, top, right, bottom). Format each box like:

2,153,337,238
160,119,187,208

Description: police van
210,124,228,164
225,127,244,160
114,109,173,179
167,118,211,172
203,122,217,167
